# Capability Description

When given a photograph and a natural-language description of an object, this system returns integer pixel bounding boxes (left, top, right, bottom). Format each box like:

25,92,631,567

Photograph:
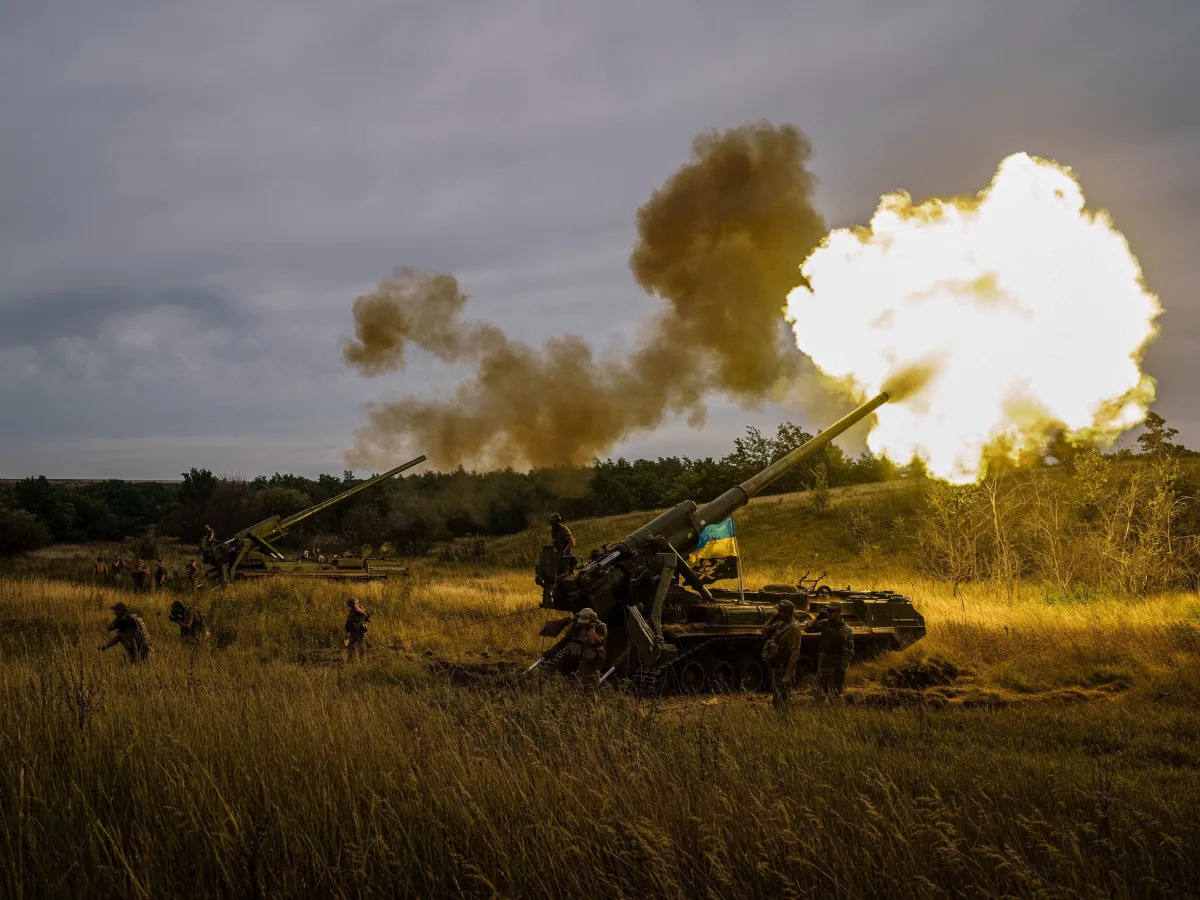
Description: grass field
2,490,1200,897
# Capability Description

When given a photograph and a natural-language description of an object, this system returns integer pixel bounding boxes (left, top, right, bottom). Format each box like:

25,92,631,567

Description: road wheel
679,660,707,694
737,660,766,692
708,659,736,692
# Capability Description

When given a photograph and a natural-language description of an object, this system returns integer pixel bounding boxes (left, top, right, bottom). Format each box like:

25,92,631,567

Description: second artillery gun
536,393,925,693
202,455,426,583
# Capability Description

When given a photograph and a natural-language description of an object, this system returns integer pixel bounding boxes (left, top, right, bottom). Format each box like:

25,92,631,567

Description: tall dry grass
1,566,1199,897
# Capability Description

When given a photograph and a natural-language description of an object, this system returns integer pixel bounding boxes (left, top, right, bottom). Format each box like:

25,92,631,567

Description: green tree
0,507,52,555
1136,412,1180,457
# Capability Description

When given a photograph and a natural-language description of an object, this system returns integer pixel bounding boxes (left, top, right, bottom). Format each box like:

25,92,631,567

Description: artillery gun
202,455,426,583
535,393,926,693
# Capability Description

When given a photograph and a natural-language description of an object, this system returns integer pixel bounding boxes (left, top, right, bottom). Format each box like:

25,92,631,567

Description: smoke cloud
345,123,831,469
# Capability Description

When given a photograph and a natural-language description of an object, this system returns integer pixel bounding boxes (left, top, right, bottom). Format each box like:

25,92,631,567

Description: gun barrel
617,392,889,559
694,391,888,529
277,455,427,531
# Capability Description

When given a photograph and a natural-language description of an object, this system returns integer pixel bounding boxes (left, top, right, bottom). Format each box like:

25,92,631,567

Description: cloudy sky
1,0,1197,478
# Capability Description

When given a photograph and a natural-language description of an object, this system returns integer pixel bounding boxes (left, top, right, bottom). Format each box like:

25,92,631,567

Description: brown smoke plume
345,123,831,469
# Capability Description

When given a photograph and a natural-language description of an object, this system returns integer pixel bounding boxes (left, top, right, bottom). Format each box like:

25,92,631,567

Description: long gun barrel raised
615,392,889,559
233,455,427,556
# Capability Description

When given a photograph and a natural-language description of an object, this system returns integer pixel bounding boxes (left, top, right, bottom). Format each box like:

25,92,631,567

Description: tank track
632,635,757,696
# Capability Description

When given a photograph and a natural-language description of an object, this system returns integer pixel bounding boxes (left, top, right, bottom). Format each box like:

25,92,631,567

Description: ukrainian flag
690,517,739,562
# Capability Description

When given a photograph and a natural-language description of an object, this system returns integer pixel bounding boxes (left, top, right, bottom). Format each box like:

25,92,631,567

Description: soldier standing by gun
806,601,854,699
549,513,576,570
762,599,803,710
563,607,607,682
98,601,152,663
168,599,207,640
344,597,371,660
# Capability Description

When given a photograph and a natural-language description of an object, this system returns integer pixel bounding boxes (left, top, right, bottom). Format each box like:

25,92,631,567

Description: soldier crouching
168,599,207,641
98,601,152,664
805,601,854,699
762,599,803,710
563,607,607,682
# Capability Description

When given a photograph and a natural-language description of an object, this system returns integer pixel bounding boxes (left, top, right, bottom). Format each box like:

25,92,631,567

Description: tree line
0,421,888,556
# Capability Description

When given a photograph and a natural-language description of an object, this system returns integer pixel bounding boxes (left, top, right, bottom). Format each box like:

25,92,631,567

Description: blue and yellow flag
688,517,740,582
692,516,739,559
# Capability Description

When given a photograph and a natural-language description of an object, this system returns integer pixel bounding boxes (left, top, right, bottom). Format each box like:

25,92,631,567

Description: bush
0,507,52,556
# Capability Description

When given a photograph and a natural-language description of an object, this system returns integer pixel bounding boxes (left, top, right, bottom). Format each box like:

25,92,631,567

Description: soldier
154,559,168,591
185,558,201,591
344,597,371,660
111,554,127,582
549,513,575,560
562,607,608,681
92,555,108,578
200,525,216,551
168,599,207,640
98,601,152,663
130,559,149,593
805,601,854,699
762,599,803,710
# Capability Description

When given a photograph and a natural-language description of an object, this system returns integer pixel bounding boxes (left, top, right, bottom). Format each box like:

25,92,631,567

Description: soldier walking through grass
98,601,152,663
154,559,168,591
806,601,853,699
92,555,108,579
762,599,803,710
168,599,207,640
344,597,371,660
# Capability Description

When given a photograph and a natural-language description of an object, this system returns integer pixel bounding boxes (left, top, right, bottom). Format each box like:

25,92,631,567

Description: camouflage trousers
814,669,846,699
346,635,366,660
771,668,793,710
123,643,152,664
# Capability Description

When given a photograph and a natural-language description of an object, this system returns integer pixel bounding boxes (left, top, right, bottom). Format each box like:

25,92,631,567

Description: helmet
346,597,359,607
775,599,795,613
110,601,129,614
576,607,597,622
548,512,562,524
825,601,842,616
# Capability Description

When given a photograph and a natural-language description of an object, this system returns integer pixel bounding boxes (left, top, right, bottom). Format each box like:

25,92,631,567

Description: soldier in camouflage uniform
153,559,168,591
130,559,149,593
344,597,371,660
762,599,803,710
805,601,854,699
98,601,152,663
185,558,201,591
549,513,576,571
562,607,608,682
168,599,207,640
111,554,127,583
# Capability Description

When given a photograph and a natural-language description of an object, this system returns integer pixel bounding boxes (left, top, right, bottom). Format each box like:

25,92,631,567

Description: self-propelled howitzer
538,393,927,692
204,455,426,582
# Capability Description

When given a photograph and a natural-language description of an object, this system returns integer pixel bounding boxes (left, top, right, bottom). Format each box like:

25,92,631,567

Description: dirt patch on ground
424,656,525,687
882,657,965,690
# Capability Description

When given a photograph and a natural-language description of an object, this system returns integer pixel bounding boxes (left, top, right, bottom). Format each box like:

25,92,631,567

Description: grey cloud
0,0,1198,477
0,284,244,348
